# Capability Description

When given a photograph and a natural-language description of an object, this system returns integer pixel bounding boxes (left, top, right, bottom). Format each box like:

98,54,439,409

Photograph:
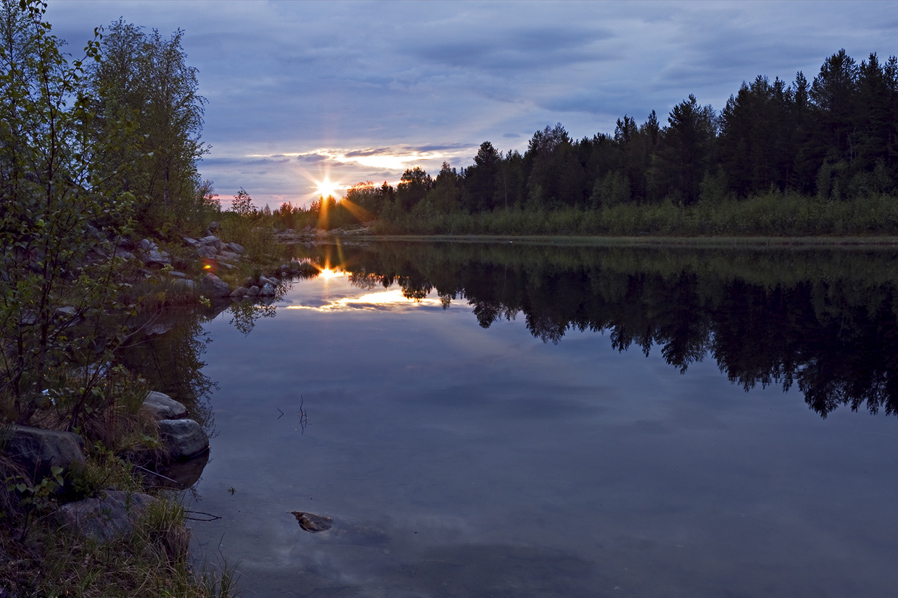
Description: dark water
168,242,898,597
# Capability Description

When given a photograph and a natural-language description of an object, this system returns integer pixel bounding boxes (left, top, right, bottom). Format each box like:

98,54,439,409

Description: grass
0,385,237,596
365,191,898,239
0,490,238,597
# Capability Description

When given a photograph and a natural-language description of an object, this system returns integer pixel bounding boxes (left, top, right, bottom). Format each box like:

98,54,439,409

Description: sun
315,178,342,199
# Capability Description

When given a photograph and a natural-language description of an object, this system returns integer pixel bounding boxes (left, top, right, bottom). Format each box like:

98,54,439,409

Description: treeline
314,49,898,235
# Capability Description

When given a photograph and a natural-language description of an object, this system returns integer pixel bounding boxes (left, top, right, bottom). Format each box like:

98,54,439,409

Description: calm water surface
175,243,898,597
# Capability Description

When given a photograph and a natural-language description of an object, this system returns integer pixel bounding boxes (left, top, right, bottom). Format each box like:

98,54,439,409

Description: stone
247,285,260,297
171,278,198,295
260,282,276,296
142,391,188,421
227,242,244,254
196,245,218,259
157,419,209,460
3,425,85,481
291,511,333,533
168,271,187,279
182,236,199,247
57,490,156,541
208,221,220,232
219,250,240,262
114,249,136,261
139,238,155,251
198,235,222,252
230,286,247,298
143,248,171,268
199,273,231,298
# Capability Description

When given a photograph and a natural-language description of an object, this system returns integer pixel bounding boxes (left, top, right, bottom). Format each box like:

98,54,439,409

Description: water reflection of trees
294,242,898,417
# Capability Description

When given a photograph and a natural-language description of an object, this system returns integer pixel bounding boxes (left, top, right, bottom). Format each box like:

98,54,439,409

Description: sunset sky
48,1,898,209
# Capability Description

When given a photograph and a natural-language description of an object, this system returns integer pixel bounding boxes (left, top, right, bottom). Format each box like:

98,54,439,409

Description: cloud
44,1,898,208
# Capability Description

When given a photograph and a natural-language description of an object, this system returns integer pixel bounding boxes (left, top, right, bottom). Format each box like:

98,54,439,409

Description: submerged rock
291,511,333,533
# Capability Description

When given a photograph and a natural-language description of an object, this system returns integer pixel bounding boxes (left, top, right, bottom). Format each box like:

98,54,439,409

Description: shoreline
296,231,898,248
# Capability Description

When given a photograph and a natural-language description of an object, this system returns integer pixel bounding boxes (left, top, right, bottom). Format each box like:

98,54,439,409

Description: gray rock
114,249,136,261
143,248,171,268
2,425,85,481
142,391,188,421
230,286,247,298
208,221,220,232
57,490,156,541
198,235,222,252
247,285,260,297
139,239,155,251
168,271,187,279
171,278,198,295
196,245,218,259
219,250,240,262
227,242,244,254
260,282,276,296
157,419,209,460
199,273,231,298
242,277,255,287
182,236,199,247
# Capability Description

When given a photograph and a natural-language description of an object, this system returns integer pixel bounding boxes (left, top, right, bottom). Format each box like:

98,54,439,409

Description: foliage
0,0,138,427
88,18,211,236
218,188,276,258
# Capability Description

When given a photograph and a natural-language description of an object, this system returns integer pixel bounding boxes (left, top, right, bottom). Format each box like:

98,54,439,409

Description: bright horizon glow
317,267,344,279
315,178,343,199
284,289,444,311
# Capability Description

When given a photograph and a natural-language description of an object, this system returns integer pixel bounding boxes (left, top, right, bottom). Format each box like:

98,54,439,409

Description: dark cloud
43,1,898,208
344,148,395,158
294,154,327,163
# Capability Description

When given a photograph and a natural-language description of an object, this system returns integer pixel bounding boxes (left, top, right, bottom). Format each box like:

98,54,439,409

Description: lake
145,242,898,597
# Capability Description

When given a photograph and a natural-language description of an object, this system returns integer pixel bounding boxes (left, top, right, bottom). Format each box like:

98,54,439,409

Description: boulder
226,242,244,254
57,490,156,541
199,273,231,298
247,285,260,297
196,245,219,259
260,282,276,296
143,248,171,268
170,278,198,295
139,238,155,251
157,419,209,460
208,221,220,232
230,286,247,299
198,235,222,252
3,425,85,481
182,236,199,247
142,391,188,421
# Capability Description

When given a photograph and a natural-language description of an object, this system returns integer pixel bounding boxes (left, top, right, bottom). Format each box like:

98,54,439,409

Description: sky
46,1,898,210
